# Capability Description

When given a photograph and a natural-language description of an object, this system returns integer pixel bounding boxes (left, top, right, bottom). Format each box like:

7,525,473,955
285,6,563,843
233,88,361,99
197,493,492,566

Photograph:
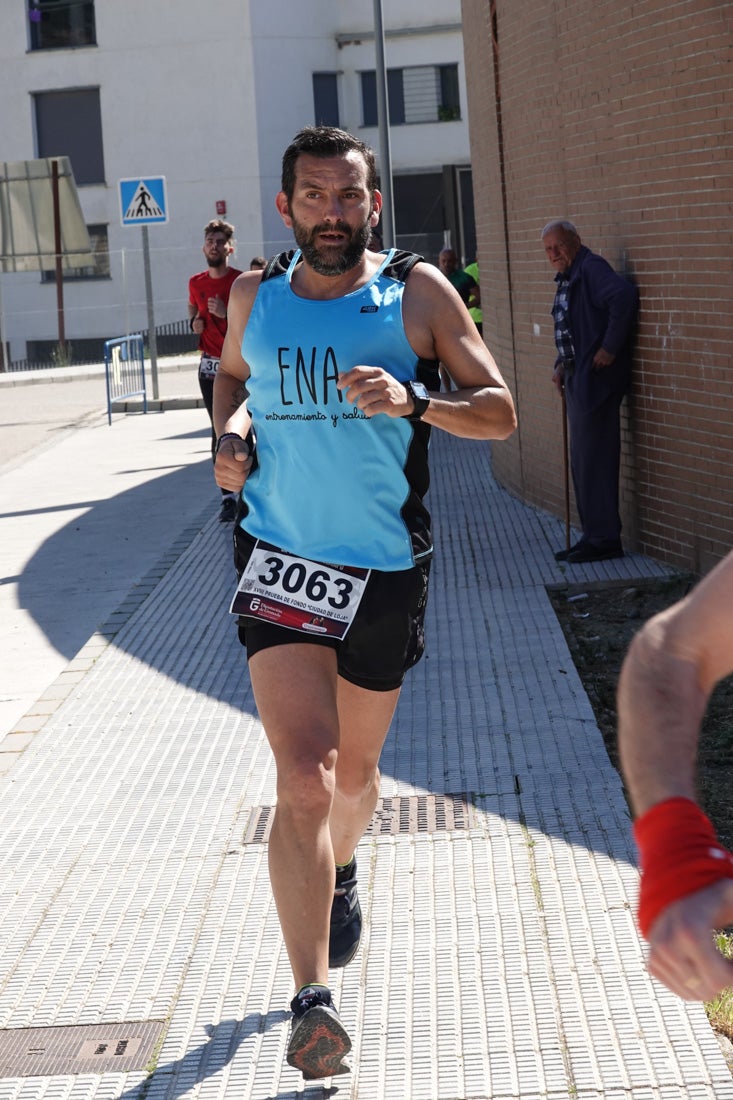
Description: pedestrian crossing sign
119,176,169,226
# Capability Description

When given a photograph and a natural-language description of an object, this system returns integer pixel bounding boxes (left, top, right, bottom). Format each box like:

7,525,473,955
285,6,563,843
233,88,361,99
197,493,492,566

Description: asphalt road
0,356,201,471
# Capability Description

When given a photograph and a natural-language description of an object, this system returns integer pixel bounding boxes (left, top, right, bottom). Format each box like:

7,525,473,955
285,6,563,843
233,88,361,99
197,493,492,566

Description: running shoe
329,858,362,968
287,985,351,1079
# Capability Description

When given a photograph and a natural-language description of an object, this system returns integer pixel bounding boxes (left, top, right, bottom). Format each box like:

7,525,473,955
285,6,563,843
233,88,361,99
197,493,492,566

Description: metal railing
104,334,146,424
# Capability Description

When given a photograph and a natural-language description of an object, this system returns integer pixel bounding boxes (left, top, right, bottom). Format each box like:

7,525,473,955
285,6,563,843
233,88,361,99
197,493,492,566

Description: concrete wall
462,0,733,572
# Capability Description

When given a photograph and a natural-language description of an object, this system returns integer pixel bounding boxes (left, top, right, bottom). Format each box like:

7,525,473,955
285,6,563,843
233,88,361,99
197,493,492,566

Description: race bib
199,355,220,377
230,542,370,640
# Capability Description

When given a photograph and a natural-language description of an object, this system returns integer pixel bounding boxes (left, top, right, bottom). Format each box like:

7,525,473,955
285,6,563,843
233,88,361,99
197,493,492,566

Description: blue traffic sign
119,176,169,226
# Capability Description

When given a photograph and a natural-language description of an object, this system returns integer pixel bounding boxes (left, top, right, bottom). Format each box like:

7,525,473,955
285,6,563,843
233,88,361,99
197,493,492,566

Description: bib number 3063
229,543,369,639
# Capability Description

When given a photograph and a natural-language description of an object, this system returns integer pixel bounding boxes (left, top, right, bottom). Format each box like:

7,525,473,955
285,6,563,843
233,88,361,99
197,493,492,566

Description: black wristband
189,315,197,332
215,432,244,455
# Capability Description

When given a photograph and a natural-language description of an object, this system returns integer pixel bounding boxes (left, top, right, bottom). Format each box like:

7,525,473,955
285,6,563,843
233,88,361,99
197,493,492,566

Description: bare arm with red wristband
617,550,733,1000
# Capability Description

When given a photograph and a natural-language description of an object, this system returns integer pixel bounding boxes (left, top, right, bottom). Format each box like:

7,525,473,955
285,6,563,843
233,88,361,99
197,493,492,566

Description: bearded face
290,214,372,276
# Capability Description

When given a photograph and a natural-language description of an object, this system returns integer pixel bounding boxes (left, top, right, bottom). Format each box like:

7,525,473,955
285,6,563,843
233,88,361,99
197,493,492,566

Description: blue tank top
240,248,439,570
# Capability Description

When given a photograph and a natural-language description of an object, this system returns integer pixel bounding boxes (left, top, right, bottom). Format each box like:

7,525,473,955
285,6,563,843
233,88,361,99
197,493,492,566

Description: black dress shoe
566,542,624,563
554,540,585,561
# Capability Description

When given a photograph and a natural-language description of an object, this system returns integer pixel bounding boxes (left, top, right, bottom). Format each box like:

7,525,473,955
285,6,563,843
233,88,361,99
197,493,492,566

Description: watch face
411,381,429,400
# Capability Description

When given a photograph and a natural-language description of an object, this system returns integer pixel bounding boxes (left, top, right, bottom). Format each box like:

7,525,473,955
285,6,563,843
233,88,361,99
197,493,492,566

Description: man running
188,219,242,521
213,126,516,1079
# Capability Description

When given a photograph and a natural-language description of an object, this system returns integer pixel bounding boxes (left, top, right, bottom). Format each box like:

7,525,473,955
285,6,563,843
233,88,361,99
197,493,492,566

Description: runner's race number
229,543,369,639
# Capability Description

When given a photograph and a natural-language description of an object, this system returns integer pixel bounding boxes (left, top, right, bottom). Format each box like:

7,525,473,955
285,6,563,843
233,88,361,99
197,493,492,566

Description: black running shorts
232,526,431,692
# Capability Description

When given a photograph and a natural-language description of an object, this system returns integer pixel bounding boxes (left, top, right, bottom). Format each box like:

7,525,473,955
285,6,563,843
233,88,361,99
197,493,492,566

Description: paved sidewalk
0,388,731,1098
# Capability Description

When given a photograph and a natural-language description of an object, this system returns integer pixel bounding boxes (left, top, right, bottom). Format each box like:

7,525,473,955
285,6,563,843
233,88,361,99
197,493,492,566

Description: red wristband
633,797,733,938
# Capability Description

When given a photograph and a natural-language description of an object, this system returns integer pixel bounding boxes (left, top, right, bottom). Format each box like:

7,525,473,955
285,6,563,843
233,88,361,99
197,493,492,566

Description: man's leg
326,678,399,969
197,369,217,463
248,642,341,990
199,367,237,518
566,391,623,550
330,677,400,863
249,645,399,984
248,644,397,1078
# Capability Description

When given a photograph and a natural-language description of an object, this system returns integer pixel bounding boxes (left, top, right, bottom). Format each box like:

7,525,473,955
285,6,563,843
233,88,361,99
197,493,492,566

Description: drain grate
242,792,475,845
0,1020,165,1078
367,792,474,835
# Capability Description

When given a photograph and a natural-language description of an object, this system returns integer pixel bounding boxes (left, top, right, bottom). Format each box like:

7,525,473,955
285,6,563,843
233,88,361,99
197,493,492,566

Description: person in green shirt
464,260,482,335
438,248,476,306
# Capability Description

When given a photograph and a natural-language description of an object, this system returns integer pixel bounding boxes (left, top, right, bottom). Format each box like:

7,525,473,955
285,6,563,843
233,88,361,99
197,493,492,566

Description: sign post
118,176,168,399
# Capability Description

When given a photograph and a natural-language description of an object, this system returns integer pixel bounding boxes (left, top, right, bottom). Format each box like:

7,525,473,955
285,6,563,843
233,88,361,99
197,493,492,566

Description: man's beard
291,216,371,276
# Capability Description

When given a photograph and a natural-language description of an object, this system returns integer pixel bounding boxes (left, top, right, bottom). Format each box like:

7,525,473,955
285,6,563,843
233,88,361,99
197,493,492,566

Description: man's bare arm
618,551,733,815
401,263,516,440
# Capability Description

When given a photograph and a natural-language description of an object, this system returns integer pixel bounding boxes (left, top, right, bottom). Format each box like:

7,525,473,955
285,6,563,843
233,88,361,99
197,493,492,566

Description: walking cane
561,388,571,551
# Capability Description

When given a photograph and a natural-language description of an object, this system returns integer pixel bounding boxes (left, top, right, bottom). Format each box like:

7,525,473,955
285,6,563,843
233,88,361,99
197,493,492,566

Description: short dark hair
281,126,378,201
204,219,235,241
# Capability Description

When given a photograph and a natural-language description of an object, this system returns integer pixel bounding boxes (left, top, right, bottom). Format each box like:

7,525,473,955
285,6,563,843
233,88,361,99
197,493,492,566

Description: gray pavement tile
0,423,729,1098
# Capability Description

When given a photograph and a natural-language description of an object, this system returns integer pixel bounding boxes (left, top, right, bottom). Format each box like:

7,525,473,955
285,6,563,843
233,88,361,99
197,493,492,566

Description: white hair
541,219,579,240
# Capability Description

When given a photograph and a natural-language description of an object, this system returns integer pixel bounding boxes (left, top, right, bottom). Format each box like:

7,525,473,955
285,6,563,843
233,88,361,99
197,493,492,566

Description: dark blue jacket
556,245,639,413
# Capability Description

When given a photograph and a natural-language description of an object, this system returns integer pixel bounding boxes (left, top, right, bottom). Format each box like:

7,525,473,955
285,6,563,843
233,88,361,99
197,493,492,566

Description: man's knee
275,744,338,820
335,763,380,805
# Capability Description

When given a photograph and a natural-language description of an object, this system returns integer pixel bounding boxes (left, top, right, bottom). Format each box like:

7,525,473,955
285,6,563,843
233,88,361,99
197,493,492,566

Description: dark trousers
198,370,228,498
565,384,623,548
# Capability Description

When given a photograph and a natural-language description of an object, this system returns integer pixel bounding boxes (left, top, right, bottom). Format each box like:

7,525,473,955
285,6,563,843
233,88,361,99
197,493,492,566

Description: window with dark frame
438,64,461,121
33,87,105,185
28,0,96,50
40,224,110,282
360,63,460,127
312,72,340,127
360,68,404,127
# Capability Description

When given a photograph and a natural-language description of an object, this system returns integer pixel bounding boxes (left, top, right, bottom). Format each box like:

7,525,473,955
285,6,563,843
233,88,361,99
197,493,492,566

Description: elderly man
542,220,638,563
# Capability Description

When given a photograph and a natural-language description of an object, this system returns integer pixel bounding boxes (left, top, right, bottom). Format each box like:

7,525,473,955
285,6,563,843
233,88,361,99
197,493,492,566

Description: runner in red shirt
188,219,242,521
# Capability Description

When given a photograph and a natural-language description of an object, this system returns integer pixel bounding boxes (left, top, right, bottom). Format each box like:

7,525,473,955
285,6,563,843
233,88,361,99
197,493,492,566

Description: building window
438,64,461,122
360,63,460,127
313,72,340,127
28,0,96,50
41,224,110,282
360,69,404,127
34,87,105,185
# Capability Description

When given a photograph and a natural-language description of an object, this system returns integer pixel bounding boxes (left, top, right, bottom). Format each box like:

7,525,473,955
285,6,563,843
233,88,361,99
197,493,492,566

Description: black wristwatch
403,380,431,421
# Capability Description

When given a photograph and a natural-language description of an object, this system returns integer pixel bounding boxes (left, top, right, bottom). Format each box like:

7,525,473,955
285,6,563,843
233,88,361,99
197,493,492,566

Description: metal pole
51,159,66,356
121,245,130,341
141,225,159,399
0,274,9,371
373,0,395,248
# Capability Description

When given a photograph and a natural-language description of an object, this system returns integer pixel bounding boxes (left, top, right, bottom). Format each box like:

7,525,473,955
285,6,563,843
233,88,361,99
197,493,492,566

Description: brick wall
462,0,733,572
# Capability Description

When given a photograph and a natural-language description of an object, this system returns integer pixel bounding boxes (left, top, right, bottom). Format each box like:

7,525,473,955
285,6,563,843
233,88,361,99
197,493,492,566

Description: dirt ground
549,574,733,848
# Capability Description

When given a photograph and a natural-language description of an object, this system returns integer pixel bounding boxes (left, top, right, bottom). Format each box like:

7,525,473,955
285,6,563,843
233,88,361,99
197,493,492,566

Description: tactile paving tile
0,435,729,1099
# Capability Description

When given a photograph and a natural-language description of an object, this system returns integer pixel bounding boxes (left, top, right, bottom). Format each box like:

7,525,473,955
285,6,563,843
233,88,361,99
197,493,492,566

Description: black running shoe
287,986,351,1079
329,858,362,968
